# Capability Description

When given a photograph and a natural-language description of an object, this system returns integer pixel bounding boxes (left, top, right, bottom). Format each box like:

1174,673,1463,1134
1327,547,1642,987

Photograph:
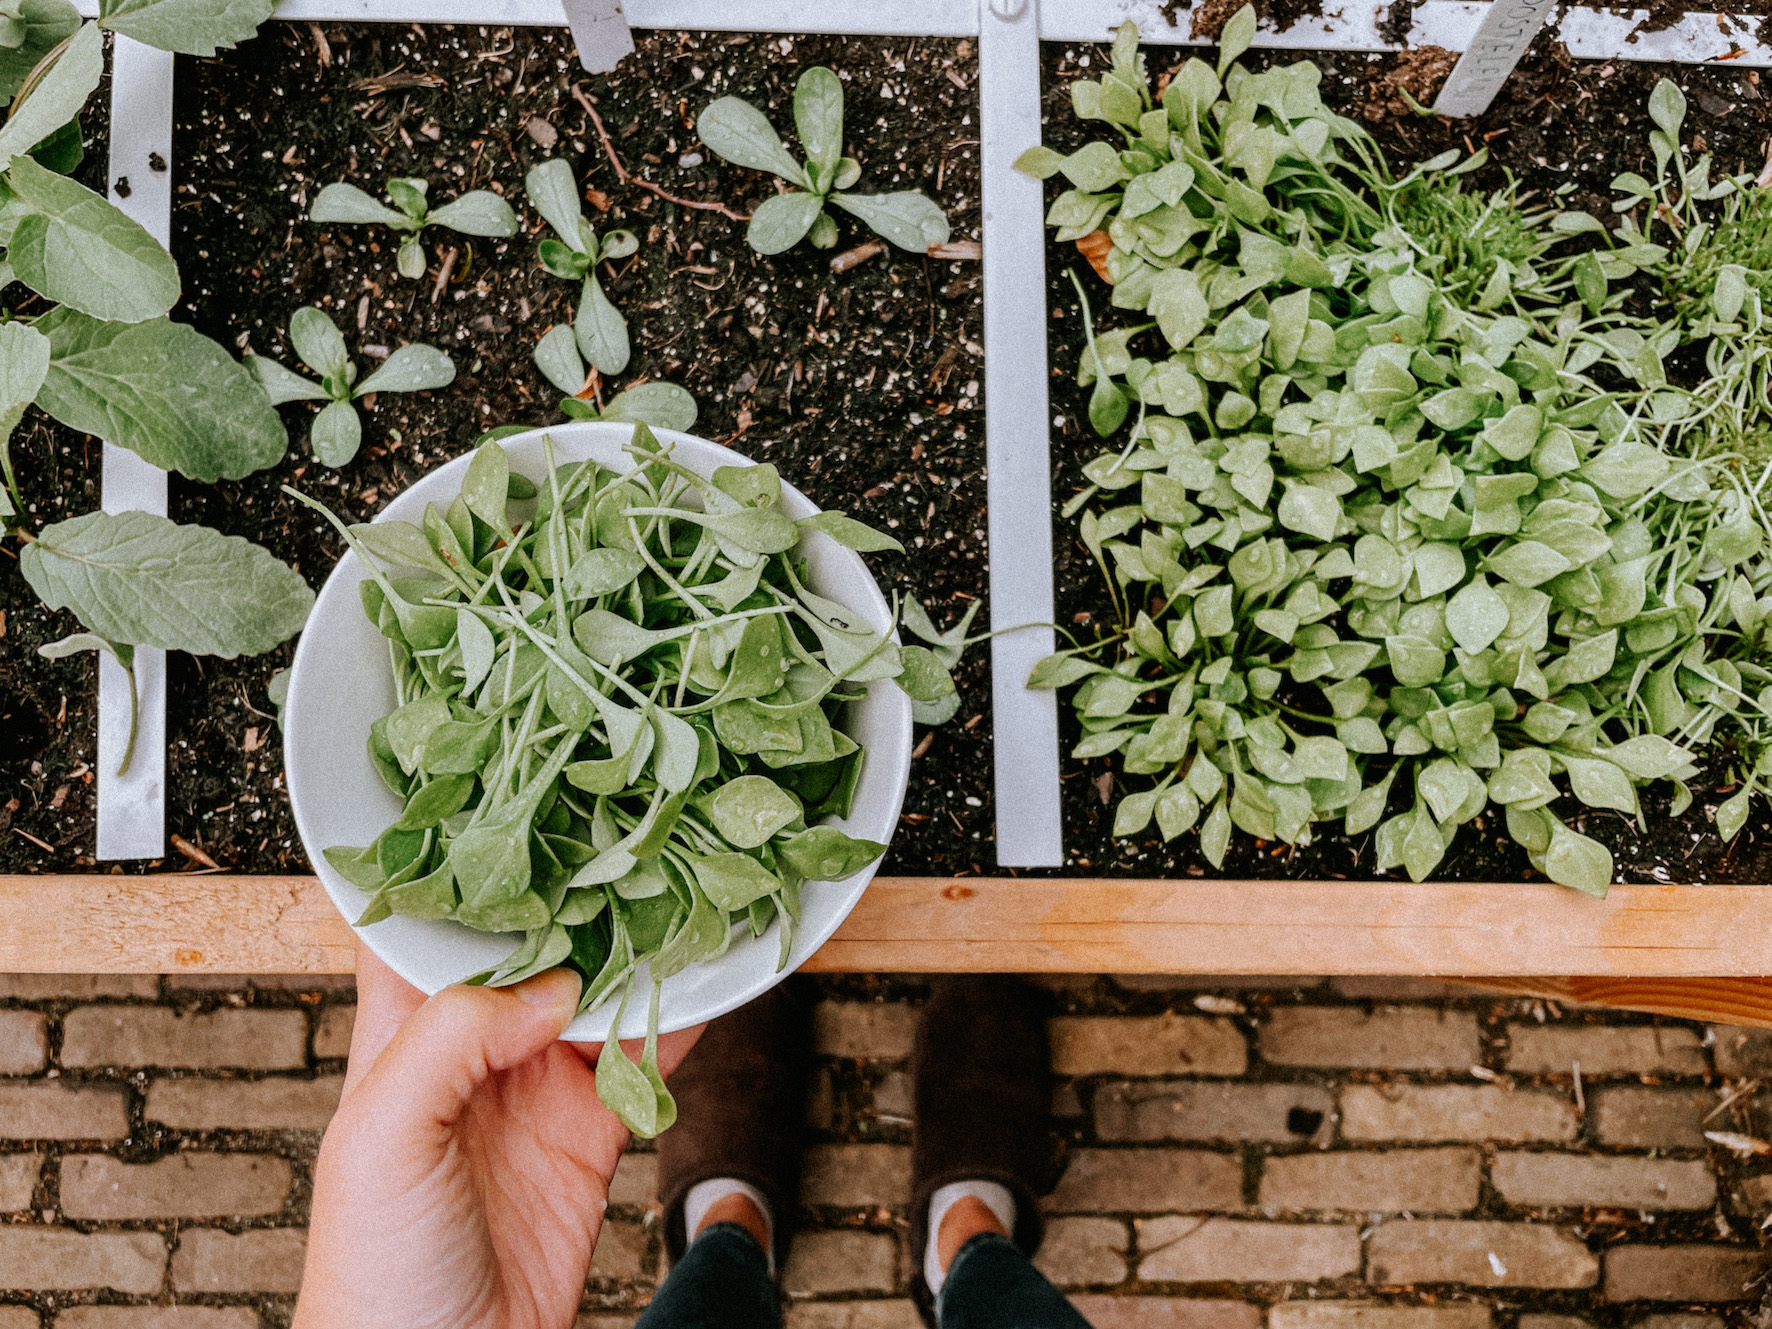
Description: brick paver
144,1074,343,1131
1048,1148,1243,1213
1095,1080,1334,1143
800,1142,912,1207
0,1083,129,1138
171,1227,307,1293
0,1228,165,1292
812,1002,917,1059
782,1230,897,1295
60,1152,293,1219
1261,1007,1481,1069
1604,1245,1767,1302
0,1152,39,1210
1339,1084,1578,1142
313,1004,355,1059
1269,1306,1492,1329
1366,1221,1599,1288
1136,1217,1361,1282
0,1011,47,1075
0,973,1759,1319
1505,1023,1707,1076
782,1305,921,1329
1034,1215,1129,1287
1068,1297,1260,1329
1049,1014,1246,1077
1259,1148,1481,1213
1591,1086,1716,1149
56,1309,259,1329
62,1007,307,1070
1490,1152,1716,1210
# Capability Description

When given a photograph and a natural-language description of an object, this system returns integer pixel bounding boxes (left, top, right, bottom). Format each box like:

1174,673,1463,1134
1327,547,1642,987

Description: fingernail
514,967,582,1011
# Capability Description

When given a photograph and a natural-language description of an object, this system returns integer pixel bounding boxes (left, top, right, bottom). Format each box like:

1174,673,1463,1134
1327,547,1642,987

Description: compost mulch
3,22,1769,891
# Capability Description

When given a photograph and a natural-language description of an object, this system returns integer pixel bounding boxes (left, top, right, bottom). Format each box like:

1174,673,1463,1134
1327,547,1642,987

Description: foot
907,977,1055,1322
656,983,811,1269
695,1190,772,1251
936,1194,1008,1272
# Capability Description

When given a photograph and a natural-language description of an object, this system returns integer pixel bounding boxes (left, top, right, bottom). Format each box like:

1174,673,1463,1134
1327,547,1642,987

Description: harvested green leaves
1023,19,1772,894
297,425,948,1136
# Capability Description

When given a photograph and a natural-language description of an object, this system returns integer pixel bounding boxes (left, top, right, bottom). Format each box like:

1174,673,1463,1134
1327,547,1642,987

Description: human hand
294,947,702,1329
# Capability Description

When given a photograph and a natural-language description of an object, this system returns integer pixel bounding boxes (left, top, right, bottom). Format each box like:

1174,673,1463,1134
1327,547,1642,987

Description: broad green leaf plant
697,66,950,256
246,306,455,467
295,425,956,1135
532,323,698,432
1020,16,1772,894
3,7,311,782
309,177,520,279
525,158,640,376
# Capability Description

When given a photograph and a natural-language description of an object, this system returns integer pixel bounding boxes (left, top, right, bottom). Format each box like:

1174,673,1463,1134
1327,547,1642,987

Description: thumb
353,968,583,1131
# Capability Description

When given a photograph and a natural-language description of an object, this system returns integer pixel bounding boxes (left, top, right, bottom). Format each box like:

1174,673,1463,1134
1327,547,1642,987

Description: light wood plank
2,874,1771,977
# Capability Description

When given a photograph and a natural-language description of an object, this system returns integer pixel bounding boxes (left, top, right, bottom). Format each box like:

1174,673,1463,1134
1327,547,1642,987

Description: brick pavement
0,974,1766,1324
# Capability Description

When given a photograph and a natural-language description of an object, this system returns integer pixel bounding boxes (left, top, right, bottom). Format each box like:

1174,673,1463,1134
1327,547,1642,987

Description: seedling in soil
525,158,640,376
308,176,519,278
697,66,949,256
532,324,697,432
247,306,455,467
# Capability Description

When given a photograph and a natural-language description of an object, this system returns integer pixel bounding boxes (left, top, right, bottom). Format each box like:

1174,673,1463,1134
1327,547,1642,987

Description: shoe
908,976,1056,1322
656,981,811,1270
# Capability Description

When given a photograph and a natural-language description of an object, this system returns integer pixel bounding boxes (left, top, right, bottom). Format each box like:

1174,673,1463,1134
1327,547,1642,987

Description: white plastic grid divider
94,37,174,860
72,0,1771,867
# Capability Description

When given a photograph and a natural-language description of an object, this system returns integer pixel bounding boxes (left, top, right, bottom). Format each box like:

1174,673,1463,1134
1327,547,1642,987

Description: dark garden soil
5,24,1772,893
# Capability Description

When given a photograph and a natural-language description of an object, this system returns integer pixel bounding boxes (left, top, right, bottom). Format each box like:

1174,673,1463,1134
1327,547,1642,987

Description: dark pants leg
937,1232,1093,1329
633,1223,780,1329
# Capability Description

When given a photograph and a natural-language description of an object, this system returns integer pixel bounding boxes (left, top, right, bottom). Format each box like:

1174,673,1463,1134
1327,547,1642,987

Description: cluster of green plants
1020,14,1772,893
302,426,961,1134
7,3,317,770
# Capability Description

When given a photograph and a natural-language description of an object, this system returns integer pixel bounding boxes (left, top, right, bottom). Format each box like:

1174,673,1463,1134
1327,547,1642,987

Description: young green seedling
246,306,454,467
525,158,640,375
309,177,519,279
697,66,950,255
38,632,136,774
532,324,698,432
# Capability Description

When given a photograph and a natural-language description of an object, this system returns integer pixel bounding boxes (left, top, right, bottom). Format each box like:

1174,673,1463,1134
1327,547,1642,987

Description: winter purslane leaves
305,427,935,1136
1022,20,1772,895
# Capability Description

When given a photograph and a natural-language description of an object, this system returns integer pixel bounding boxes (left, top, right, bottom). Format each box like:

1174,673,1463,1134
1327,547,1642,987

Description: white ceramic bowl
285,421,912,1039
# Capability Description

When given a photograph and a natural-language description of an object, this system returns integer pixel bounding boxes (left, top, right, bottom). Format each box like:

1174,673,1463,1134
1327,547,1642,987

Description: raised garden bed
4,12,1772,985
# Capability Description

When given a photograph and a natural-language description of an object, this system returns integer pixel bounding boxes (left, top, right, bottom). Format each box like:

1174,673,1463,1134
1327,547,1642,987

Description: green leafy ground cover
1023,15,1772,893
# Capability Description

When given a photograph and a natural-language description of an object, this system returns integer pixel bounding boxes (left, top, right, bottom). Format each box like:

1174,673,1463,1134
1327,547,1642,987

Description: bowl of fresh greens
282,421,916,1067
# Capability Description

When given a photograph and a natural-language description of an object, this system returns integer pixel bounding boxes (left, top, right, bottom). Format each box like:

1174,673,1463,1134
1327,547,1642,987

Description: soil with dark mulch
7,26,1772,893
1,22,988,875
1037,36,1772,885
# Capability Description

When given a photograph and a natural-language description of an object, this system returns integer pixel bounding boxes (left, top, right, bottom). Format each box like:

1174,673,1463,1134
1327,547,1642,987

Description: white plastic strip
1039,0,1482,48
1434,0,1557,115
1561,8,1772,66
96,36,174,861
255,0,979,34
561,0,634,70
979,0,1062,868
